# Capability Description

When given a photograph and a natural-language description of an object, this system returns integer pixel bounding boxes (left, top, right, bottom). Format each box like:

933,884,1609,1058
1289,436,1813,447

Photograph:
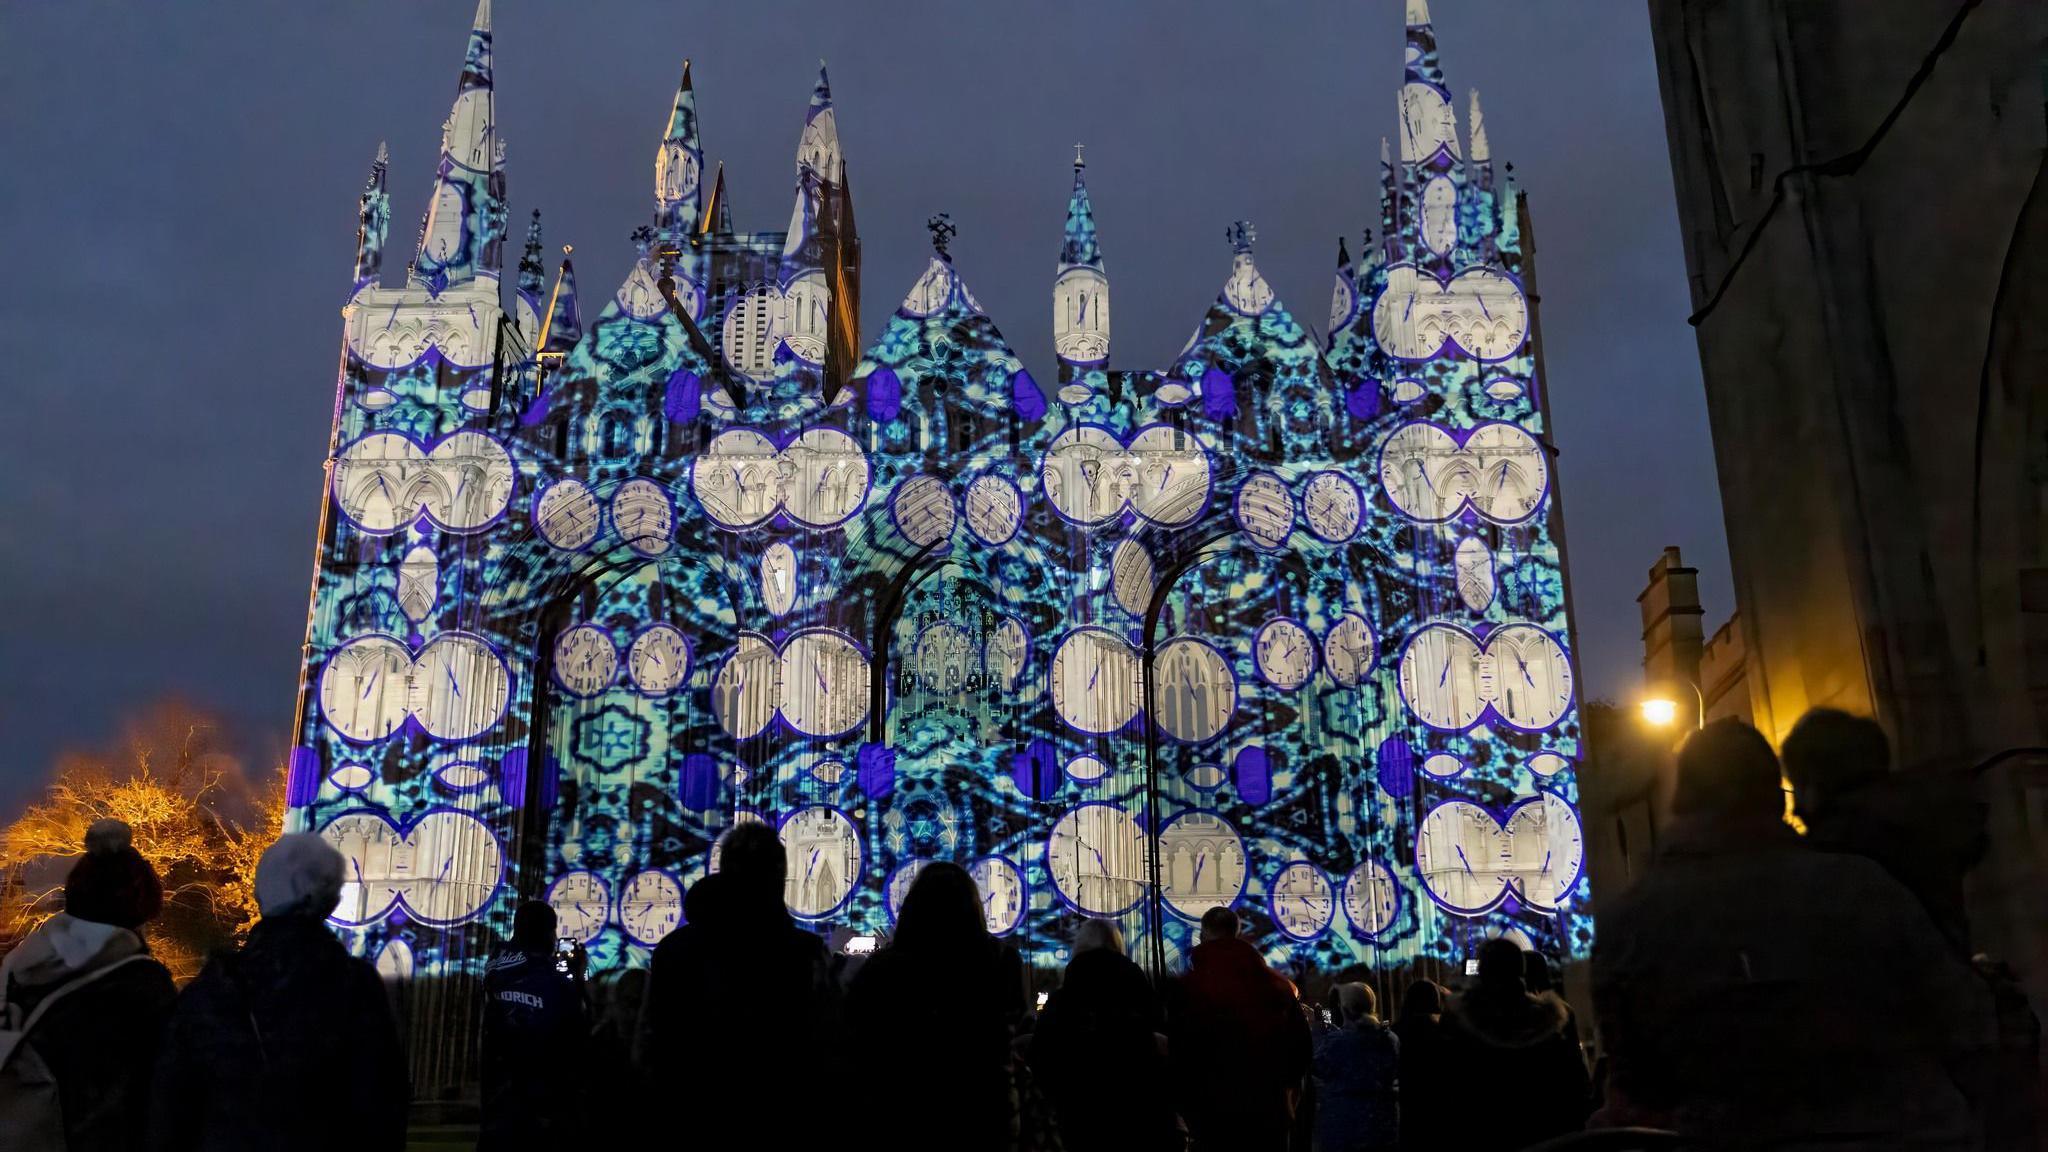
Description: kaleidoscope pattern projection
289,0,1589,987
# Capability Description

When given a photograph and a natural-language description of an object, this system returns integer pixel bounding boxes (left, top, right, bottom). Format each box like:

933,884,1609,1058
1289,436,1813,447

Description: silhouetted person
479,901,585,1147
1392,981,1448,1152
1170,906,1311,1152
1782,707,1987,952
149,832,407,1151
636,823,839,1133
1311,983,1399,1152
0,819,175,1151
1426,938,1587,1148
584,965,649,1143
1594,718,1994,1147
1028,918,1181,1151
846,862,1035,1151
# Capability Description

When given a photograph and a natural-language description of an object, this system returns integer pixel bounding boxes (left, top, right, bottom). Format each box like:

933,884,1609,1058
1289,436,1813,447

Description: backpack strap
0,954,156,1070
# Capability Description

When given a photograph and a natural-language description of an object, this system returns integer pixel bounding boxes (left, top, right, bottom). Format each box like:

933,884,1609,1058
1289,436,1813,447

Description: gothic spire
354,142,390,288
796,63,841,184
410,0,500,291
539,246,582,354
516,208,545,299
1059,147,1102,269
704,161,731,234
655,60,705,238
1054,148,1109,371
1378,136,1396,262
1404,0,1445,89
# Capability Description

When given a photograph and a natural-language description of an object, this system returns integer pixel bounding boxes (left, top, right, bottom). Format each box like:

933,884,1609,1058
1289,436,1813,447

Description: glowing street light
1638,697,1681,727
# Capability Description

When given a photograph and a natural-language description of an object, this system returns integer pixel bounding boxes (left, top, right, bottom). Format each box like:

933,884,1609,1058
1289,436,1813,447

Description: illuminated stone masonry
288,0,1587,989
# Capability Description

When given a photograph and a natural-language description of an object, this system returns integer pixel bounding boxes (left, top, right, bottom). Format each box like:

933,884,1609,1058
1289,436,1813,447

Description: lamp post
1638,679,1706,731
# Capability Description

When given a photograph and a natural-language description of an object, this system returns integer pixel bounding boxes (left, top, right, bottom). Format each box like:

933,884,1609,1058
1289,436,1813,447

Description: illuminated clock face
1160,811,1246,920
1154,637,1235,744
1453,268,1529,361
1047,803,1150,916
780,806,862,919
1397,625,1486,730
1342,860,1402,939
1330,270,1358,336
891,475,956,547
422,180,467,263
1464,423,1546,523
1254,619,1316,691
320,635,412,742
780,270,831,366
1372,265,1439,364
779,629,869,738
628,625,691,696
612,479,674,557
1050,627,1141,735
1503,792,1585,912
547,870,612,944
1323,614,1378,689
762,542,798,616
616,261,668,321
1422,175,1458,255
411,632,510,741
984,617,1030,692
903,259,956,318
712,634,777,739
322,809,503,928
1053,267,1110,363
553,625,618,698
1482,624,1575,732
964,474,1023,546
1111,538,1154,618
1270,862,1334,941
782,428,870,528
1416,802,1505,915
885,858,932,923
534,480,600,551
1224,255,1274,315
1399,81,1459,160
969,856,1026,936
618,870,683,946
1235,473,1293,550
1302,471,1363,543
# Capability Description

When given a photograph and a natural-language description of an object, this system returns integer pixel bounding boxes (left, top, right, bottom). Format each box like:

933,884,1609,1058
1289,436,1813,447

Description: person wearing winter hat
149,833,409,1151
0,818,177,1151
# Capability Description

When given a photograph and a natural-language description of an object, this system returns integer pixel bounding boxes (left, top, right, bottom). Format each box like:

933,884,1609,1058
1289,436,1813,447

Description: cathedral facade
289,0,1589,1005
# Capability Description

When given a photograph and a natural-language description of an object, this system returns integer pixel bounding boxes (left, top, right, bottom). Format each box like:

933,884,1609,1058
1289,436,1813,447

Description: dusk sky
0,0,1730,815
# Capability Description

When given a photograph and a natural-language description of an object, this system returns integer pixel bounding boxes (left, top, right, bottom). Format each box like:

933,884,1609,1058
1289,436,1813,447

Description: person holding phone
480,901,586,1148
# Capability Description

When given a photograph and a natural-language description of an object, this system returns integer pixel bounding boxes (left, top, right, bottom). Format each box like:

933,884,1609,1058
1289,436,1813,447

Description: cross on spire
1074,143,1085,168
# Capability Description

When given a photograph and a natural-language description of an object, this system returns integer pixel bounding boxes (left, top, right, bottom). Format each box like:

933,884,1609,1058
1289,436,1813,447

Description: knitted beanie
253,832,346,918
64,819,165,930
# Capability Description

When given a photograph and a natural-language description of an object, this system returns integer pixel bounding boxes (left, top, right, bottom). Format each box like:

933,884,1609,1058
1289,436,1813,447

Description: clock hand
1517,655,1536,688
1438,660,1451,690
1476,294,1493,321
1540,849,1552,875
445,665,461,699
1191,855,1206,890
1086,665,1101,691
1403,293,1415,322
1455,846,1473,874
804,848,822,882
1158,465,1173,493
362,670,380,700
814,659,829,694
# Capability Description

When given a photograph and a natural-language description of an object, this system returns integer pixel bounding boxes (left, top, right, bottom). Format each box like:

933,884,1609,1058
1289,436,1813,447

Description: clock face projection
1415,794,1585,915
1159,810,1247,920
969,856,1026,936
627,625,691,696
1235,472,1294,550
1330,269,1359,336
1269,862,1335,941
1342,860,1403,939
964,474,1023,546
618,870,684,946
333,431,515,535
1254,619,1317,691
712,634,778,739
891,474,956,547
694,428,870,531
1373,265,1531,364
533,480,601,551
322,808,504,928
612,479,674,557
1053,267,1110,363
1050,627,1142,735
1502,792,1586,912
1046,803,1150,916
1065,754,1111,784
1302,471,1363,543
1421,175,1458,255
553,625,618,698
320,635,414,743
885,858,932,923
762,542,798,617
1399,80,1458,160
781,270,831,366
547,869,612,944
1224,254,1274,315
983,617,1030,692
1323,614,1378,689
781,429,870,527
780,805,862,920
411,633,511,741
1111,538,1154,618
1042,424,1210,527
1378,421,1547,525
1154,637,1236,744
615,260,668,321
903,259,959,318
779,629,871,738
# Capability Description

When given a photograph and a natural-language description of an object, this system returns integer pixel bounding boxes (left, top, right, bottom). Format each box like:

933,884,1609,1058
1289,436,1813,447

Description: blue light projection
289,0,1588,989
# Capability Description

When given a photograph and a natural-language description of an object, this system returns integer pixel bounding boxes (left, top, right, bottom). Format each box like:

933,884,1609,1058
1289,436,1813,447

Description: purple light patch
1376,736,1415,799
1010,738,1060,800
1233,744,1273,806
1010,368,1046,422
1200,366,1236,423
857,742,896,801
286,746,319,807
663,369,701,423
518,388,553,427
678,752,721,811
500,748,528,810
1346,380,1382,421
867,368,902,423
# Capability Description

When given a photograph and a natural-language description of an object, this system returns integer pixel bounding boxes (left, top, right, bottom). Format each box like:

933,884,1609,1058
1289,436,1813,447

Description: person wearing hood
1169,906,1312,1152
1431,938,1588,1148
634,822,840,1130
147,832,408,1152
0,819,176,1151
1311,982,1399,1152
1593,718,1994,1148
1028,917,1181,1151
479,901,586,1148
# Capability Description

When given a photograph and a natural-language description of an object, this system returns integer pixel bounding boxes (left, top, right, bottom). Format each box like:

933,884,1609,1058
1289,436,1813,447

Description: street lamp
1639,679,1706,730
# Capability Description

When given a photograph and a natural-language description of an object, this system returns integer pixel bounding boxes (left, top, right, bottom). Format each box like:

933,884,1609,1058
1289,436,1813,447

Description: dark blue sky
0,1,1730,815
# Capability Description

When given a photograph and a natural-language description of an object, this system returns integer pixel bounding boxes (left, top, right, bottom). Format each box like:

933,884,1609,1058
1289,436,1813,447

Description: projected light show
287,0,1589,991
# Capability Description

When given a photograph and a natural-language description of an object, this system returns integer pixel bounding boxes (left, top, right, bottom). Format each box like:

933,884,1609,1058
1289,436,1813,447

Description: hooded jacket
1029,948,1180,1152
1170,937,1312,1152
1,912,175,1152
1431,979,1587,1148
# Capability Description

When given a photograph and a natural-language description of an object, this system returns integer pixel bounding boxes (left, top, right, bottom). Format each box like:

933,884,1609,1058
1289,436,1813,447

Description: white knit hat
254,832,346,918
